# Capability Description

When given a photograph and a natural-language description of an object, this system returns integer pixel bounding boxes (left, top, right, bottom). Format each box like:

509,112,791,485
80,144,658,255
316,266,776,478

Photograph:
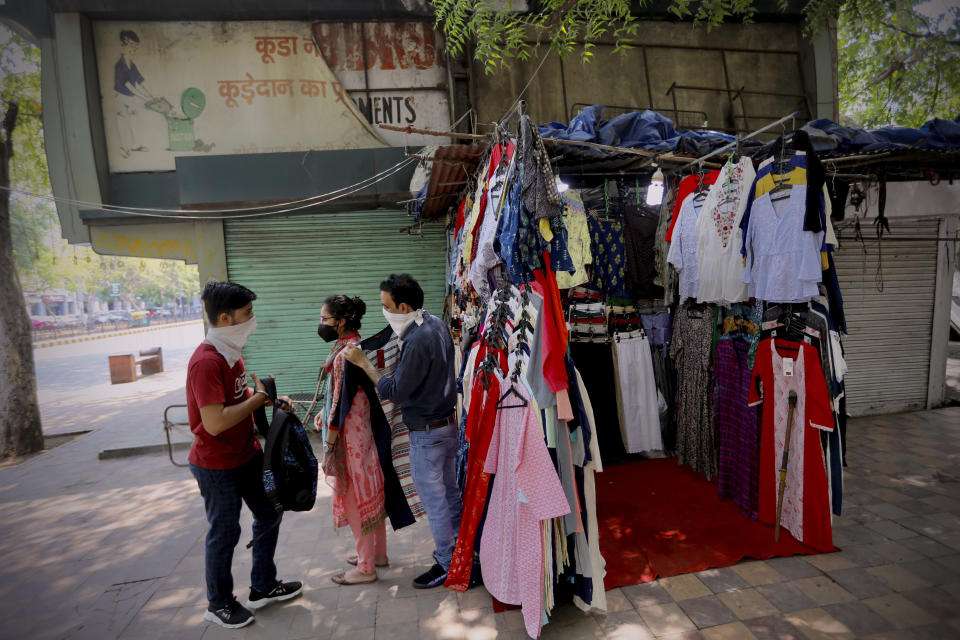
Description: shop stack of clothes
444,121,849,635
447,116,608,638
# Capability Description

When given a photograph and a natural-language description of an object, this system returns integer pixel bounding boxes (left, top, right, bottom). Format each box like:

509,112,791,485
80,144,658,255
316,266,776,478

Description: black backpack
246,376,318,548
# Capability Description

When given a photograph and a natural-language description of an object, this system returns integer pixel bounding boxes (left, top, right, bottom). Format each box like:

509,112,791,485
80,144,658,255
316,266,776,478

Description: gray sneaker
203,599,254,628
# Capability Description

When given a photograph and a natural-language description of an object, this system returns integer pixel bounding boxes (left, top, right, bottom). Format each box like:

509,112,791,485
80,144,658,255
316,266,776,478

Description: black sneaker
413,563,447,589
204,599,254,629
246,580,303,609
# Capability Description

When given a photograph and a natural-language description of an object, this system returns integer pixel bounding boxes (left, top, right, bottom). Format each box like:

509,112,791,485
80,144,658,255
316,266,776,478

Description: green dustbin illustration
145,87,208,152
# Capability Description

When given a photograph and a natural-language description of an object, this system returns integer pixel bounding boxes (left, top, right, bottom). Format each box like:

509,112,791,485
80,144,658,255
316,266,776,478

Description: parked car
55,315,84,329
93,312,113,324
30,316,57,331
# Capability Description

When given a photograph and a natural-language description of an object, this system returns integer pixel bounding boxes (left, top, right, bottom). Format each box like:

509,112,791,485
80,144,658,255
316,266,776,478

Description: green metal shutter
834,217,939,416
224,211,447,396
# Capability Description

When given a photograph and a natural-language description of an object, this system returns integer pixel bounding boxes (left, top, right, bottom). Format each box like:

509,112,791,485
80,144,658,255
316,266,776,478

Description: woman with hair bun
314,294,388,584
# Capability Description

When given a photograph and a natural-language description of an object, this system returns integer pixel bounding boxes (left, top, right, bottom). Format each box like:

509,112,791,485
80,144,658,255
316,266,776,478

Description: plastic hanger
496,382,528,409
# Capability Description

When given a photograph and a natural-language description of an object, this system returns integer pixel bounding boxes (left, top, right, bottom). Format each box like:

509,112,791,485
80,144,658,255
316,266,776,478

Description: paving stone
824,567,893,599
657,631,706,640
822,601,895,637
865,520,918,541
540,612,603,638
660,574,713,601
802,554,856,574
493,609,525,632
622,581,674,609
791,577,857,606
598,588,635,613
376,596,419,625
901,585,960,619
921,495,960,512
764,557,824,580
938,555,960,575
895,500,942,516
715,589,778,620
895,536,956,558
862,593,938,629
783,608,854,640
869,489,914,503
835,544,890,568
865,502,913,520
898,558,960,586
635,602,698,636
742,615,805,640
866,541,926,564
700,621,758,640
864,564,932,592
730,561,785,586
593,609,654,640
756,582,820,613
374,621,419,640
693,567,750,593
677,596,738,629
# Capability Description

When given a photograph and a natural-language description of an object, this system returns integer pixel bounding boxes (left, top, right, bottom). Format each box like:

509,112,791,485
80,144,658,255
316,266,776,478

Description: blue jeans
408,422,463,571
190,452,280,608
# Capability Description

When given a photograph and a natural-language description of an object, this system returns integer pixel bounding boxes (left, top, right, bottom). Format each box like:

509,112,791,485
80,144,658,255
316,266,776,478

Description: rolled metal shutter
834,217,939,416
224,211,447,396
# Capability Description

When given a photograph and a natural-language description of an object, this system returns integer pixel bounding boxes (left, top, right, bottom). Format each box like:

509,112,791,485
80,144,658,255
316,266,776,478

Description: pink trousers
343,486,386,574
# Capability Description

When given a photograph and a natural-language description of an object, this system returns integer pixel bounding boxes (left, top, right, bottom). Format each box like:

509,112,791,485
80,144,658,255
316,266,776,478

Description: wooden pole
774,392,798,543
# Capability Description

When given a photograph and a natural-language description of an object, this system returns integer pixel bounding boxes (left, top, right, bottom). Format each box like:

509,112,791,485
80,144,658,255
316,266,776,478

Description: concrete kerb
33,320,204,349
98,441,191,461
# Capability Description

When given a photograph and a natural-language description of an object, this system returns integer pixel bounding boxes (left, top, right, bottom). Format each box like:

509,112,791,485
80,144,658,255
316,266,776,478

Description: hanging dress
749,338,836,552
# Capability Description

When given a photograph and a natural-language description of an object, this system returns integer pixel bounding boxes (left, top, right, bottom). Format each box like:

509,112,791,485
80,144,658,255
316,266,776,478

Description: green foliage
431,0,755,75
1,24,200,312
820,0,960,127
430,0,960,127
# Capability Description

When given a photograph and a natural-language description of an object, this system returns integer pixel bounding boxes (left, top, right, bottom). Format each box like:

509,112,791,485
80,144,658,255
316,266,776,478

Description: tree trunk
0,102,44,457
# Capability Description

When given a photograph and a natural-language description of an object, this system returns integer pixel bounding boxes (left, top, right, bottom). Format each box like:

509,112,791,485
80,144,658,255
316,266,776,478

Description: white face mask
206,315,257,367
382,308,423,342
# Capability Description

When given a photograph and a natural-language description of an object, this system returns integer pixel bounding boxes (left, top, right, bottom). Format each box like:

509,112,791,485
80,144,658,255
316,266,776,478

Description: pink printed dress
479,378,570,638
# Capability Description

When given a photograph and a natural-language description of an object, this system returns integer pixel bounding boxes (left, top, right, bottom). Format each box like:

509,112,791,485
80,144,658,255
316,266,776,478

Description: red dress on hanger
748,338,836,552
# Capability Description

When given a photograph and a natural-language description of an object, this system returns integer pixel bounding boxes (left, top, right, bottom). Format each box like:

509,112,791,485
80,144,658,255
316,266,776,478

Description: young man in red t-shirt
187,281,301,628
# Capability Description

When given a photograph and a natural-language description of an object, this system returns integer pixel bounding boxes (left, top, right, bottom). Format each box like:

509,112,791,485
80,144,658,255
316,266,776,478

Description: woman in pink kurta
479,376,570,638
315,295,388,584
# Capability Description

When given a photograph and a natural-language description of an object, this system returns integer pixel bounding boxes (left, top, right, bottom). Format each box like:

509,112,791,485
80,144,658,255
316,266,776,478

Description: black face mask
317,323,339,343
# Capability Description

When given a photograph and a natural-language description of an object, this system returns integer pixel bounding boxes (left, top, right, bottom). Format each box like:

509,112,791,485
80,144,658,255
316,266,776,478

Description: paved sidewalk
1,407,959,639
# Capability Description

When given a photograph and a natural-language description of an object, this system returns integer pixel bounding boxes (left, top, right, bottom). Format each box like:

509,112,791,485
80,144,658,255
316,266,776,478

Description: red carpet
596,457,834,589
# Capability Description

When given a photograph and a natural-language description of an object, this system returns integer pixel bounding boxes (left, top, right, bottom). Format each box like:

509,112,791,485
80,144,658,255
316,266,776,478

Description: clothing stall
415,106,960,638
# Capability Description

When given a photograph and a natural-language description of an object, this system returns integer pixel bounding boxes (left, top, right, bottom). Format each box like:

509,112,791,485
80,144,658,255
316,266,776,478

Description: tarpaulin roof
803,118,960,155
540,105,960,157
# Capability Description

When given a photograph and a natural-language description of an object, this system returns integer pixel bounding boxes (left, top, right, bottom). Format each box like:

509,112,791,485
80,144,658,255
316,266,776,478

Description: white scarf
383,308,424,348
205,316,257,367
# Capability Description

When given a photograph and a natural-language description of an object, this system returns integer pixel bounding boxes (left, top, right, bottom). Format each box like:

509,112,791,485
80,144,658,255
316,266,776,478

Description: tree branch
1,101,18,143
878,19,960,46
541,0,583,30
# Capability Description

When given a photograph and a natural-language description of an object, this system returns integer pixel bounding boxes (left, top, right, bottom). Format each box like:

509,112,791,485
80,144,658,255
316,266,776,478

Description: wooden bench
108,347,164,384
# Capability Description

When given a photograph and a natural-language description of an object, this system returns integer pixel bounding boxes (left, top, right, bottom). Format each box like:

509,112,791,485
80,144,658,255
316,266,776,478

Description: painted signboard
93,21,387,173
312,22,452,147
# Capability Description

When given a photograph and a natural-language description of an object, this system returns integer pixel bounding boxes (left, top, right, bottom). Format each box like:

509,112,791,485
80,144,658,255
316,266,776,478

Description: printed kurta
321,334,387,534
480,380,570,639
749,339,835,552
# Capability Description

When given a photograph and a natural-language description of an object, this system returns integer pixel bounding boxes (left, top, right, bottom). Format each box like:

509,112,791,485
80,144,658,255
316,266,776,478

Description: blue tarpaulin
538,106,736,155
801,118,960,154
539,105,960,158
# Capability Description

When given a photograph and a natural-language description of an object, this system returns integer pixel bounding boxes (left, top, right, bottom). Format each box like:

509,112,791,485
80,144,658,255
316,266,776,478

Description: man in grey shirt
344,274,462,589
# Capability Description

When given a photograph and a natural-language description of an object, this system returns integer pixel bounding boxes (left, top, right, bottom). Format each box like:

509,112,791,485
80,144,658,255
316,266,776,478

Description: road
33,321,205,450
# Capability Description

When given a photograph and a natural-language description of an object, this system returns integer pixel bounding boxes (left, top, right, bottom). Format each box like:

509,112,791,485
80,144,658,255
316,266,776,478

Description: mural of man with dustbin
113,29,154,158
